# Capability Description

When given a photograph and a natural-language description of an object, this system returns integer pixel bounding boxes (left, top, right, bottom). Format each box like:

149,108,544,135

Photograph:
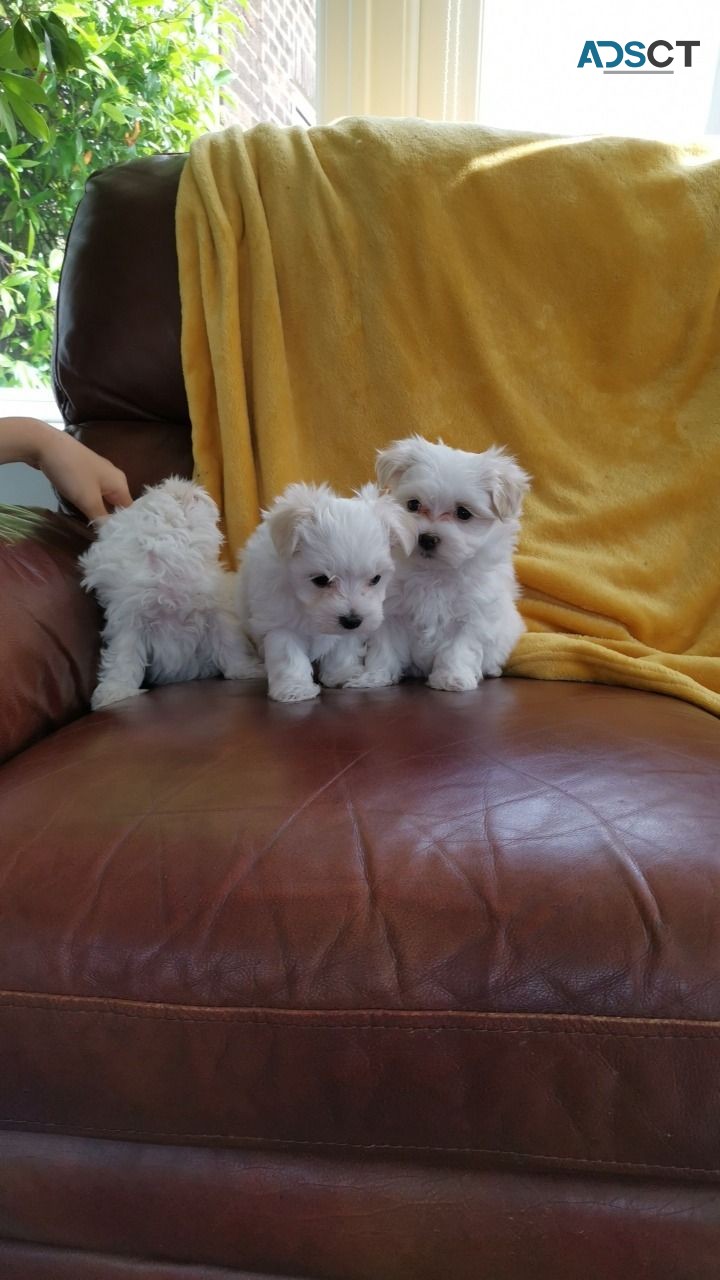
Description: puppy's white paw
269,679,321,703
222,655,265,680
91,684,146,711
427,668,479,693
320,671,356,688
482,661,503,678
320,658,367,687
344,669,398,689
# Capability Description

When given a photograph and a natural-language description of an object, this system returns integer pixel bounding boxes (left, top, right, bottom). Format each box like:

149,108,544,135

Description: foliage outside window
0,0,243,387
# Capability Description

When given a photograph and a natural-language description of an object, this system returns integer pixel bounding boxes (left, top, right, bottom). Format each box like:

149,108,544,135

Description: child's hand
38,427,132,522
1,417,133,522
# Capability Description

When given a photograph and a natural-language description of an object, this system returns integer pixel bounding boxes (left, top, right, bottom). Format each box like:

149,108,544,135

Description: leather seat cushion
1,679,719,1179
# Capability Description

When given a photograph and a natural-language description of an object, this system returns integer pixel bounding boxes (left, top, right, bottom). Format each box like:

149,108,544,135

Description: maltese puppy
80,477,262,710
238,481,415,702
346,436,530,692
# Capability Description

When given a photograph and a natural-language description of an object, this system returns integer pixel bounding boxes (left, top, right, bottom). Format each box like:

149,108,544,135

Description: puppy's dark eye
369,574,381,586
312,575,331,588
406,499,420,512
456,506,473,521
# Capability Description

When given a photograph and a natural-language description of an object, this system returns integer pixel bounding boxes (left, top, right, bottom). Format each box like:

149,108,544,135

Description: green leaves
3,93,50,143
0,71,49,105
0,14,56,149
42,12,71,70
13,18,39,70
0,26,23,70
99,99,126,124
0,0,247,384
43,12,85,72
0,12,87,148
0,69,51,142
0,93,17,146
18,10,85,74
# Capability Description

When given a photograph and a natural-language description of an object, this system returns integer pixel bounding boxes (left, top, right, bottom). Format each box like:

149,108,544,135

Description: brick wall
225,0,317,128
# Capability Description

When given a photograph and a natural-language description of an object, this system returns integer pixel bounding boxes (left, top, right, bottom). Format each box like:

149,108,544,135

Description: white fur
346,436,530,692
79,478,262,710
238,481,415,702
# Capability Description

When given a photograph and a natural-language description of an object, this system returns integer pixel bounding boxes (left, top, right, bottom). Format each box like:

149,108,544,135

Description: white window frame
317,0,485,124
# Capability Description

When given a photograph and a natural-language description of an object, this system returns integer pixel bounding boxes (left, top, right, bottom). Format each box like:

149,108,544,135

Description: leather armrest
0,507,100,765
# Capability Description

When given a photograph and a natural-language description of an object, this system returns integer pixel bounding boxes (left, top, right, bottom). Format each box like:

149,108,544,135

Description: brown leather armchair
1,155,719,1280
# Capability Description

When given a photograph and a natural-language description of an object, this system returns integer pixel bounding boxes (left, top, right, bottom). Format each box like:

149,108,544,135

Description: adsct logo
578,40,700,73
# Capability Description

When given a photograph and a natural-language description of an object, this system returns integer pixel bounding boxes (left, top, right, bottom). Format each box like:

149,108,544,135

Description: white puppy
80,477,261,710
238,481,414,702
347,437,530,692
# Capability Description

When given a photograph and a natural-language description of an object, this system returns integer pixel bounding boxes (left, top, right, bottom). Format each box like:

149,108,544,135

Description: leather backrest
53,154,189,429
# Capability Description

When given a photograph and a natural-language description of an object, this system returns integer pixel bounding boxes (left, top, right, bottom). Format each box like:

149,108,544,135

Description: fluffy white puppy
238,481,415,703
347,436,530,692
80,477,261,710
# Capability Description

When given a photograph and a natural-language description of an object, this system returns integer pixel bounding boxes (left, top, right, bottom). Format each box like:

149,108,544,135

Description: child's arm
0,416,132,521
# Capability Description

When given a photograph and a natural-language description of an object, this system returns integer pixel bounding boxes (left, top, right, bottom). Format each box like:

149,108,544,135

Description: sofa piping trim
2,1117,720,1179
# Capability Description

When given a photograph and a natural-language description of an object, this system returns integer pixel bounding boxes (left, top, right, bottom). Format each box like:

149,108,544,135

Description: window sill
0,387,64,429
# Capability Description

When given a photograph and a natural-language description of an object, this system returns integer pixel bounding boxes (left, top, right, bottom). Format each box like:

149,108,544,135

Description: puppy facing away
80,477,262,710
346,436,530,692
238,482,415,703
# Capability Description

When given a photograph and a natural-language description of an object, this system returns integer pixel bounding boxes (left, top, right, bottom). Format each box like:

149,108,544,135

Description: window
478,0,720,138
0,0,317,404
318,0,720,138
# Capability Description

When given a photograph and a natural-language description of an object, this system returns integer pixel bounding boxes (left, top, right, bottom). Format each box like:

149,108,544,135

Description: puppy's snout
339,613,362,630
418,532,440,553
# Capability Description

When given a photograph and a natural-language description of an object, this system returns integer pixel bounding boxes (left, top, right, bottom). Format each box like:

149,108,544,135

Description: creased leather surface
1,679,719,1177
0,507,98,764
1,1134,719,1280
2,678,718,1016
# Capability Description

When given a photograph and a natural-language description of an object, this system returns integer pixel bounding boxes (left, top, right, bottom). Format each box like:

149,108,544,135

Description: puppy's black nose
418,533,440,553
339,614,362,630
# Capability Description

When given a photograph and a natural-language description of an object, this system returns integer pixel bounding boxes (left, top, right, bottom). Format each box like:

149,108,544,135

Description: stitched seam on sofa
4,991,720,1031
1,1118,719,1175
1,1001,720,1038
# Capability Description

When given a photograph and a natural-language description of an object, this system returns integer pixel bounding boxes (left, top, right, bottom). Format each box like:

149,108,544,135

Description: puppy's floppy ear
487,451,531,521
376,435,427,492
358,483,416,557
266,483,322,557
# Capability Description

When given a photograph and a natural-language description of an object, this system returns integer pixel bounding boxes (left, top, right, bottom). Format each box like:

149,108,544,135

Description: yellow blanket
176,119,720,715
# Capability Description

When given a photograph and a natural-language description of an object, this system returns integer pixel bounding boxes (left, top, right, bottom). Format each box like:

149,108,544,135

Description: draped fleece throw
176,119,720,715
